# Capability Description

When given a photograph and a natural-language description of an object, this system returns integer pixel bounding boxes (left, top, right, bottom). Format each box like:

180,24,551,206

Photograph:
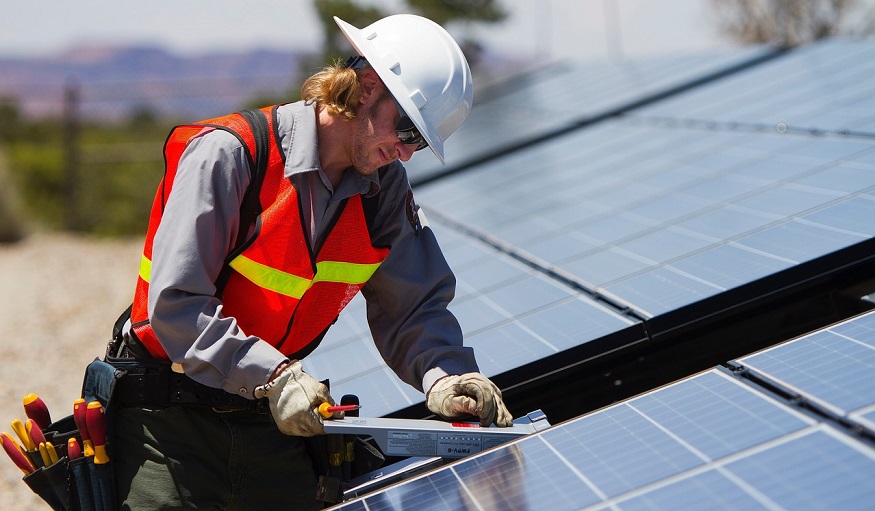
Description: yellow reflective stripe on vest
139,255,152,283
229,256,381,298
313,260,382,285
230,256,312,298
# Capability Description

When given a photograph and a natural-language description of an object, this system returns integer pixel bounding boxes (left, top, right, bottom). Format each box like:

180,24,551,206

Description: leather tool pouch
21,358,121,511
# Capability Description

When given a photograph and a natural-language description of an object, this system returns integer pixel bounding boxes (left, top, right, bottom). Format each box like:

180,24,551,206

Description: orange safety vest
130,106,390,359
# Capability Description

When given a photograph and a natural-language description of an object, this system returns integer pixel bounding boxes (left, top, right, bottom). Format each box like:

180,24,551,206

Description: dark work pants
113,405,323,510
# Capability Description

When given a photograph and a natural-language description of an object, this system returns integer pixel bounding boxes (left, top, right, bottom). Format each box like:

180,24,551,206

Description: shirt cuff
223,340,288,399
422,367,450,395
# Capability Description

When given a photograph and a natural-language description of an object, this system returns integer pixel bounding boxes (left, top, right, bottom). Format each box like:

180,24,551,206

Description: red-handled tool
1,431,34,474
318,403,362,419
86,401,109,464
73,398,94,457
22,393,52,430
67,437,82,460
26,419,47,448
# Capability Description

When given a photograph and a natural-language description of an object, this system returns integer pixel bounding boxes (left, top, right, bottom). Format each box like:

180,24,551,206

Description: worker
108,13,513,511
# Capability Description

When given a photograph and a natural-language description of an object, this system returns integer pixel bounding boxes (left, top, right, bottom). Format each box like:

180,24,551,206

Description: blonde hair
300,60,362,120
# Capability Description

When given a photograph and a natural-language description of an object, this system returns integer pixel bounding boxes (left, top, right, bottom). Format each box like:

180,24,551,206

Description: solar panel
417,118,875,318
737,312,875,417
404,47,777,184
304,221,642,418
306,37,875,508
330,367,875,510
309,39,875,420
632,39,875,137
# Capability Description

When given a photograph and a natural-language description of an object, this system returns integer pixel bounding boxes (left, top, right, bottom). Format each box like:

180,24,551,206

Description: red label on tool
451,423,480,428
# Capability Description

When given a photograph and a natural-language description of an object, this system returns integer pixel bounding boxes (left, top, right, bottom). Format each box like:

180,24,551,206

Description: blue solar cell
617,470,770,511
785,137,873,162
797,163,875,194
669,243,792,289
735,220,868,264
626,194,712,224
475,274,575,317
464,322,563,375
449,297,513,335
450,442,603,510
801,196,875,237
451,256,531,293
356,465,467,511
830,310,875,348
568,214,658,245
739,319,875,415
563,249,652,287
628,371,810,460
725,429,875,511
515,299,636,351
673,207,775,240
615,229,713,265
523,233,600,265
730,185,836,218
604,267,724,317
731,155,822,181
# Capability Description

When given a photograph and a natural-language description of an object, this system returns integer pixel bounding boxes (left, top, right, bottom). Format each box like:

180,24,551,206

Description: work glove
426,373,513,427
254,360,334,437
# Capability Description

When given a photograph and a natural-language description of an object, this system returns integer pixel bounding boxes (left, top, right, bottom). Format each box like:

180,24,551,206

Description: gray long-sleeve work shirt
147,101,478,399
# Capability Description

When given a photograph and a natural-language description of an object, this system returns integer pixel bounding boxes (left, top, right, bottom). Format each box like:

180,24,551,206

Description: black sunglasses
346,56,428,152
393,98,428,152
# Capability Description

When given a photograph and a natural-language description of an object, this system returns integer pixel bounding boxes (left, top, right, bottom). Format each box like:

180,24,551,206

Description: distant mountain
0,46,315,121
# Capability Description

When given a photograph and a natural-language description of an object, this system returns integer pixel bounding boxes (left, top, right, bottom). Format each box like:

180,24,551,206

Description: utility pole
63,78,80,231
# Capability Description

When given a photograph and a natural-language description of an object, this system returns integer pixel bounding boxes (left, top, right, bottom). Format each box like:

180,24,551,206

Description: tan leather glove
254,360,334,437
426,373,513,427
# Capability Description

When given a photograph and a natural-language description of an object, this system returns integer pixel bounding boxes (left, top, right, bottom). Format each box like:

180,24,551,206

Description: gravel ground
0,233,142,510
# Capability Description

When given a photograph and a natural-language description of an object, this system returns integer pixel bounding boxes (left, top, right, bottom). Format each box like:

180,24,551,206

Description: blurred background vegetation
0,0,508,241
1,0,870,242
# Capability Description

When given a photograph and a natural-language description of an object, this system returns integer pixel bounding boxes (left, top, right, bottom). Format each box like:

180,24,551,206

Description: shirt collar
281,101,381,197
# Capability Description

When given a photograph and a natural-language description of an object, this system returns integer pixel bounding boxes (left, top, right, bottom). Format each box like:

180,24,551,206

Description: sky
0,0,736,64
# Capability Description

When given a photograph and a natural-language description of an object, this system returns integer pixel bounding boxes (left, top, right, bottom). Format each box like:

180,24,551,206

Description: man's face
349,87,418,176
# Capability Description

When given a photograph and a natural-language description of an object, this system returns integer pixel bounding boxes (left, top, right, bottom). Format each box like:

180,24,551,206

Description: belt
110,359,267,412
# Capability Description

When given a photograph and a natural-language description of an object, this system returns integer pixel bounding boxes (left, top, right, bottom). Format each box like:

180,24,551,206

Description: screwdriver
23,394,52,430
86,401,110,464
1,431,34,474
45,441,59,464
317,403,361,419
73,399,95,457
67,437,82,461
26,419,47,448
38,442,52,467
11,419,35,452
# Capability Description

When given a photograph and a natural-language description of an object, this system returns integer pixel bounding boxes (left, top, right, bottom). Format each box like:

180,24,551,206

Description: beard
349,90,395,176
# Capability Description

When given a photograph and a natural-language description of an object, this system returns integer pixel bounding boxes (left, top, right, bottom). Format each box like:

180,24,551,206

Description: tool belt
107,357,267,412
106,308,267,412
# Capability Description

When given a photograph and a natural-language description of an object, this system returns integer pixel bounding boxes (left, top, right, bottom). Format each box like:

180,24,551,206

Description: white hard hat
334,14,473,165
